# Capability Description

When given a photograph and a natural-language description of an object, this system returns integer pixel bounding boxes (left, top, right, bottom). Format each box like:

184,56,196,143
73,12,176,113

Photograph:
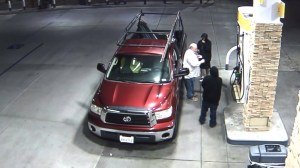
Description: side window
172,48,180,70
172,49,178,62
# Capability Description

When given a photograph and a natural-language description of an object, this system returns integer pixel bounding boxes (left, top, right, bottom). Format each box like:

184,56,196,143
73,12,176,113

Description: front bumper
88,122,175,143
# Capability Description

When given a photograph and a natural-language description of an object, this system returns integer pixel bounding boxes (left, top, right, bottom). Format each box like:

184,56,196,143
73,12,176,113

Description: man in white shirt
183,43,205,101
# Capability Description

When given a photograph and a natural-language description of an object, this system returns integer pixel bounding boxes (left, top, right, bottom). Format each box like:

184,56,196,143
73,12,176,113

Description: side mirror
97,63,106,73
174,68,189,78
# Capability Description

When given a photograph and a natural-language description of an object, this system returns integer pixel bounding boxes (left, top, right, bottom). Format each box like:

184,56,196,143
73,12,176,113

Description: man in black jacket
199,66,222,128
197,33,212,81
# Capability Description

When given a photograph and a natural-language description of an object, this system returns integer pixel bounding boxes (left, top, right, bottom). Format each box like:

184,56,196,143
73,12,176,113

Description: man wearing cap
130,57,142,73
197,33,212,81
183,43,205,101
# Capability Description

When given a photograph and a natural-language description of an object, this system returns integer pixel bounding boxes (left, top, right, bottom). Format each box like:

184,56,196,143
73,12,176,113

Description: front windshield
106,54,171,83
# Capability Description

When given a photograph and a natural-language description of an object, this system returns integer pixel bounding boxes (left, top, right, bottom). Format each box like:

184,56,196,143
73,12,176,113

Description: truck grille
103,107,156,126
105,112,149,125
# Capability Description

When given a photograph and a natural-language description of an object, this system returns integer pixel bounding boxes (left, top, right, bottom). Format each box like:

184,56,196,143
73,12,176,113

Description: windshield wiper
139,80,155,83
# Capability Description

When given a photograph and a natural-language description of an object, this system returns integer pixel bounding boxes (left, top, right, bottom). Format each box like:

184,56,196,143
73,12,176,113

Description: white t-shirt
183,49,204,79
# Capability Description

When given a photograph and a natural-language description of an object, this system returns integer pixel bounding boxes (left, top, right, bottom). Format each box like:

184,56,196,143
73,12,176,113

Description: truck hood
96,80,172,109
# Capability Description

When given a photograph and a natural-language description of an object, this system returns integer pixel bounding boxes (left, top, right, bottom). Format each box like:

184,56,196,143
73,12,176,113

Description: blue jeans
199,101,218,124
184,77,195,99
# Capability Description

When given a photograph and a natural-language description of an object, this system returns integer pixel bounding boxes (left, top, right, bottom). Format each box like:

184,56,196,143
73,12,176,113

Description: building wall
285,91,300,168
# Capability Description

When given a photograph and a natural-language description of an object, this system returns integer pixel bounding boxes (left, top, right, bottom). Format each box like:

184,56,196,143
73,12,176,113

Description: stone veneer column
285,91,300,168
243,22,283,131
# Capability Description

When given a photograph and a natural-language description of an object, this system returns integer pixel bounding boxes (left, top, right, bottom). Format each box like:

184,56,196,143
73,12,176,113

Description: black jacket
202,67,222,105
197,39,212,62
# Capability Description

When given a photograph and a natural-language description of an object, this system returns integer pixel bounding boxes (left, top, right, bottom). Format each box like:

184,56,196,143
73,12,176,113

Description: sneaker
199,119,205,125
209,122,217,128
188,97,198,101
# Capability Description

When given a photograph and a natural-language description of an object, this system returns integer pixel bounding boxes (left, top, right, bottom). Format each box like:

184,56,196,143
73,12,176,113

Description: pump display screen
265,145,281,152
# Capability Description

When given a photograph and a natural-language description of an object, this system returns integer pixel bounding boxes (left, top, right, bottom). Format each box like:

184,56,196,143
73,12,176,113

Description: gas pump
225,6,253,104
225,0,285,104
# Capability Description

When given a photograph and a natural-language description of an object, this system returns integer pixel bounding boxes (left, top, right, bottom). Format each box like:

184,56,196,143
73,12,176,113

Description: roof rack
117,10,183,62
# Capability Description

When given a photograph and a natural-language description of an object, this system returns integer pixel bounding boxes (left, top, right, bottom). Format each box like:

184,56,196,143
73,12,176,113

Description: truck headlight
90,104,103,115
155,106,172,120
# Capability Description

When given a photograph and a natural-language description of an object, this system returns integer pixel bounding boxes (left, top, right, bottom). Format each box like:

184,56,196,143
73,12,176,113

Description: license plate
119,135,134,144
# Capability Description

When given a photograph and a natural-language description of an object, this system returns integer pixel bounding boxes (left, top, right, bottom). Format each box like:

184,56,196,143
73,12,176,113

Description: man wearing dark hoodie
199,66,222,128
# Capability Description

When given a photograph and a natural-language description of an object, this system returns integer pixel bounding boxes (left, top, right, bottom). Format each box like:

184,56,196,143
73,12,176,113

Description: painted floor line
0,43,44,77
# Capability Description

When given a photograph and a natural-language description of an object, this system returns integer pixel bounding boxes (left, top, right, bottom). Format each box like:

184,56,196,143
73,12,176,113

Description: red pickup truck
88,10,188,143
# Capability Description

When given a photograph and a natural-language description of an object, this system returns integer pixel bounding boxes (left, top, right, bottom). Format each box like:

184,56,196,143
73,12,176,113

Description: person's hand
197,54,202,59
200,59,205,64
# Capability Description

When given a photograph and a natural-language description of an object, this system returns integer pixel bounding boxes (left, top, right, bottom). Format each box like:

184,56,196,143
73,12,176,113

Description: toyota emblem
123,116,131,123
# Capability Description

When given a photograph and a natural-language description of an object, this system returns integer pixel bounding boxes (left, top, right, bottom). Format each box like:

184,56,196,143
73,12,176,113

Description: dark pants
199,101,218,125
184,77,195,99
